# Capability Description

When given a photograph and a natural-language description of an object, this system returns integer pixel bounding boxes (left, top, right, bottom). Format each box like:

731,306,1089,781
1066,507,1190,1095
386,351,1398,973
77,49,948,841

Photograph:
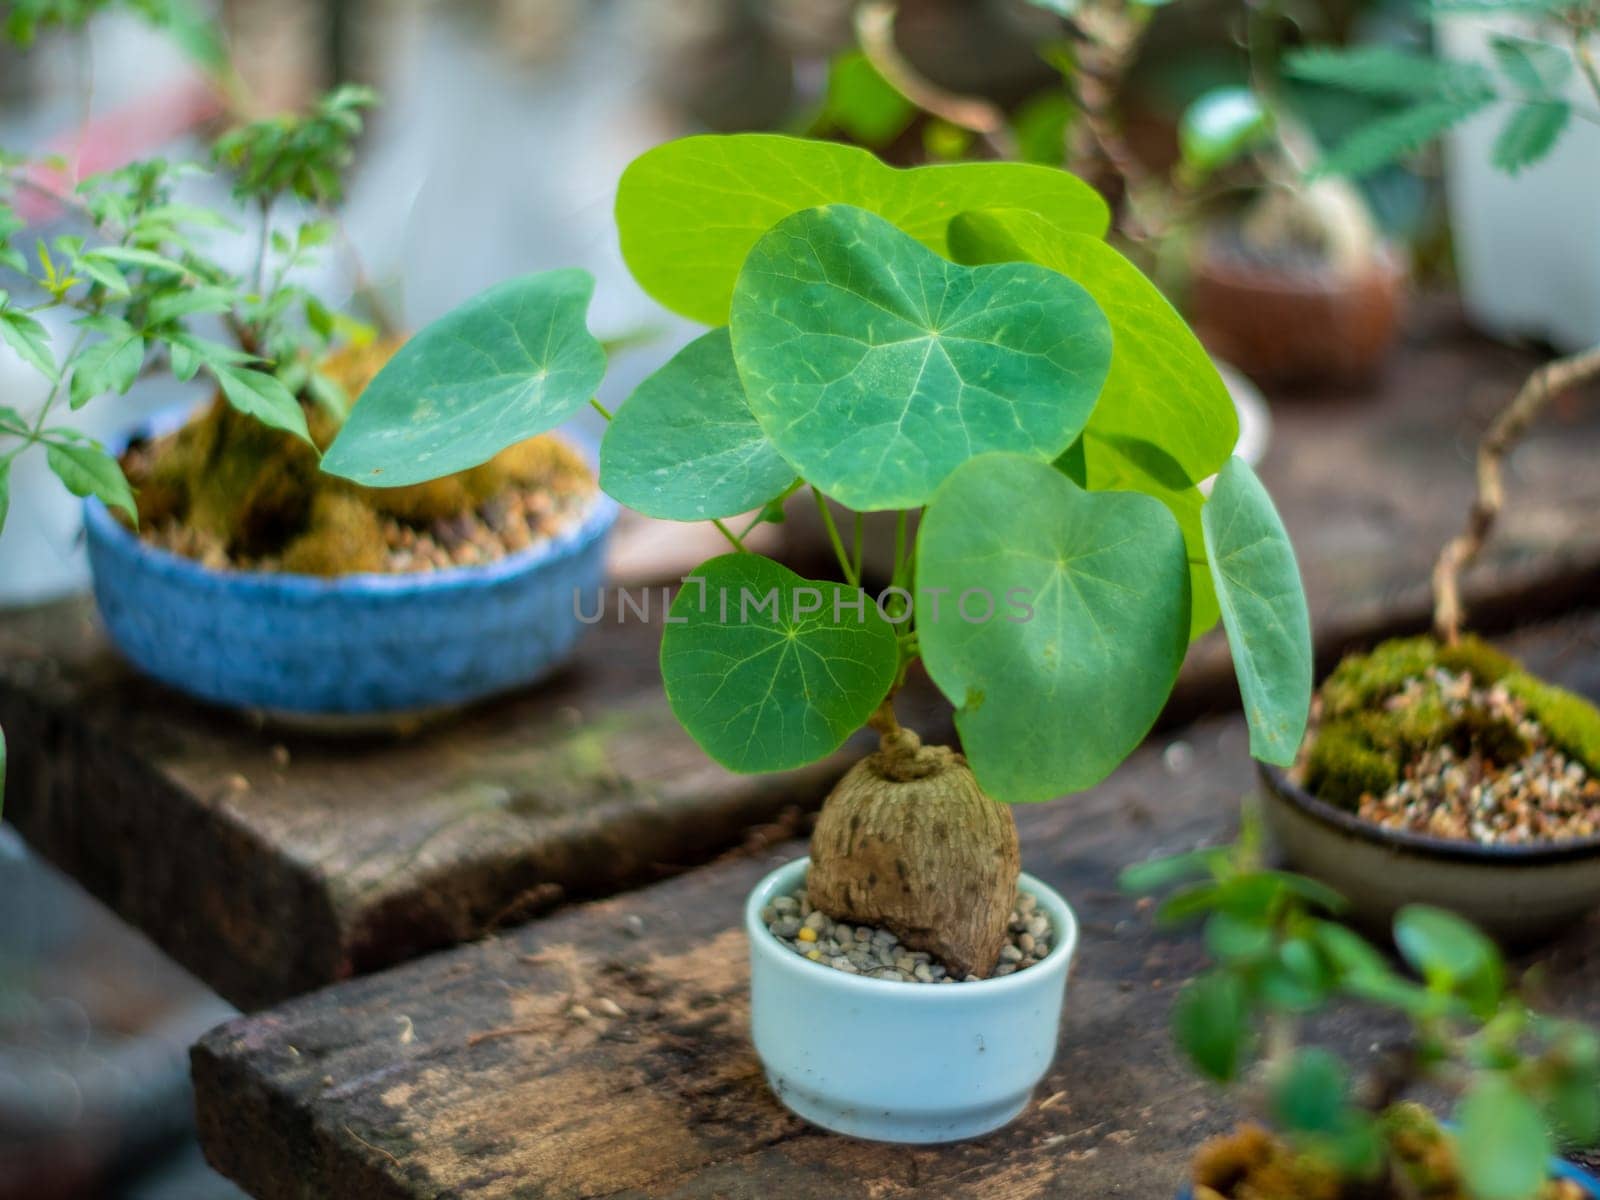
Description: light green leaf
1394,904,1504,1014
1456,1075,1552,1200
1491,34,1571,97
822,51,915,146
661,554,899,773
1492,102,1570,174
1315,97,1494,178
916,454,1190,802
323,270,605,487
211,365,313,446
616,133,1110,325
1286,46,1495,99
599,329,795,521
84,245,188,275
947,209,1237,637
70,324,145,409
1202,456,1312,766
1175,969,1249,1082
1180,87,1273,174
45,440,137,522
0,308,57,381
731,205,1111,512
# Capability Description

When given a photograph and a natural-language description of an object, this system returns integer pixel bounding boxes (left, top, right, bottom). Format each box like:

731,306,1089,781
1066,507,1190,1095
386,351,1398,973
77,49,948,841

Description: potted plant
1287,1,1600,352
0,74,617,723
1123,826,1600,1198
528,131,1314,1141
1240,23,1600,943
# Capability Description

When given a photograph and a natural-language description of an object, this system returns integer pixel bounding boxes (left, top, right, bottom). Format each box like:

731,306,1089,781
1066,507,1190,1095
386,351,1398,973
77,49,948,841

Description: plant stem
589,397,613,420
1432,341,1600,642
851,510,864,582
711,518,746,553
252,198,271,297
812,486,860,587
1575,26,1600,109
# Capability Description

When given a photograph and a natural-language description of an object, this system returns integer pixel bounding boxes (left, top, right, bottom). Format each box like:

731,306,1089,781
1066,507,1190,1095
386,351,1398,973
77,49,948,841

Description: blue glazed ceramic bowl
83,433,617,720
1178,1157,1600,1198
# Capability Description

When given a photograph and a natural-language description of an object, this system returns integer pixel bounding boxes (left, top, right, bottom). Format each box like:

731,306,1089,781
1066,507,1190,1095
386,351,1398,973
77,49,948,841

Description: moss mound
125,339,594,576
1192,1104,1584,1199
1302,636,1600,810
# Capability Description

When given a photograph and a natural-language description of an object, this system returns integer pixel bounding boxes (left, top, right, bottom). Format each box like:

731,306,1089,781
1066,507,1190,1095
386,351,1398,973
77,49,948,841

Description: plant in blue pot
1124,824,1600,1199
0,58,617,725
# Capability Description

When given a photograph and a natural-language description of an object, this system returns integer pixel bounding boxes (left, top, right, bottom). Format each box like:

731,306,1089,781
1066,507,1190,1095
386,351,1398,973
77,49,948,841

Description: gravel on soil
763,878,1053,983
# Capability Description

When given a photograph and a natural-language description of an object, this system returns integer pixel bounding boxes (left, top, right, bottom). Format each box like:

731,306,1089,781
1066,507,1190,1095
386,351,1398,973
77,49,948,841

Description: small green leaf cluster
0,76,380,532
1124,829,1600,1197
1288,2,1600,178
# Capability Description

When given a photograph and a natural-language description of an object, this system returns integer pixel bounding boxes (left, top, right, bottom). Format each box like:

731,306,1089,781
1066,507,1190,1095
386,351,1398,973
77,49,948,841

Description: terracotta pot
1189,241,1408,389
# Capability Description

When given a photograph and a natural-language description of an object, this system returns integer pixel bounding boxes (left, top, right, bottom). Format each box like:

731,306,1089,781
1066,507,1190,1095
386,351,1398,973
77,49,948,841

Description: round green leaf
616,133,1110,325
948,210,1238,639
322,269,605,487
1203,456,1313,766
1394,904,1504,1012
1272,1048,1351,1135
915,453,1190,802
1175,969,1249,1083
731,206,1111,512
1455,1075,1552,1200
1180,87,1273,175
661,554,899,774
599,329,795,521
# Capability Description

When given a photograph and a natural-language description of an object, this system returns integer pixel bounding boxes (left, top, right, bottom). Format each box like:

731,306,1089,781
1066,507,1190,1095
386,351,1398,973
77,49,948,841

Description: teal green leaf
1455,1075,1552,1200
1286,46,1495,99
1491,34,1571,97
0,308,57,381
1202,456,1312,766
600,329,795,521
616,133,1110,325
661,554,899,773
1180,87,1272,174
1492,102,1570,174
916,454,1190,802
1314,97,1494,178
1394,904,1504,1014
948,209,1237,637
211,365,313,446
1272,1048,1351,1135
45,440,137,522
1175,969,1249,1082
731,205,1111,512
323,270,605,487
1118,847,1227,894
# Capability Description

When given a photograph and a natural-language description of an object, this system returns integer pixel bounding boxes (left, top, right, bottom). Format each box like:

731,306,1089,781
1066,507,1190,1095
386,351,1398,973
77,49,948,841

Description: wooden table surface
191,611,1600,1199
3,301,1600,1012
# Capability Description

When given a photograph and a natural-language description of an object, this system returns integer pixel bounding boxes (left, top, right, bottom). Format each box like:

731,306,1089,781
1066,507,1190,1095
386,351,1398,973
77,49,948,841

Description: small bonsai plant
1265,7,1600,852
578,131,1316,979
1124,823,1600,1199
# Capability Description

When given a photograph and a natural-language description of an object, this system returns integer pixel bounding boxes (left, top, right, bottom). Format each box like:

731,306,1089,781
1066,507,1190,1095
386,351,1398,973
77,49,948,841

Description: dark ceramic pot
1258,762,1600,945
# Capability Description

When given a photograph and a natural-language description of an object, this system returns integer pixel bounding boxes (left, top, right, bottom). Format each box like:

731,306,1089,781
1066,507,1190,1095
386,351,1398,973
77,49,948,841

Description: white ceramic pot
1440,15,1600,351
745,856,1079,1144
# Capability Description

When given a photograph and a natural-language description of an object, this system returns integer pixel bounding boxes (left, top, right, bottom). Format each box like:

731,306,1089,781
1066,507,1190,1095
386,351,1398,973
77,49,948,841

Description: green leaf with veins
1202,456,1312,766
661,554,899,774
0,308,57,381
915,454,1190,802
211,365,312,446
731,205,1111,512
323,269,605,487
70,322,145,409
948,209,1237,637
616,133,1109,325
600,329,796,521
45,439,136,523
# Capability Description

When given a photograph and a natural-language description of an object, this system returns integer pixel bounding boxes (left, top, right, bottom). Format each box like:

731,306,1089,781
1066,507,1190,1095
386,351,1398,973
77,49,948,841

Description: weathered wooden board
190,611,1600,1200
4,301,1600,1013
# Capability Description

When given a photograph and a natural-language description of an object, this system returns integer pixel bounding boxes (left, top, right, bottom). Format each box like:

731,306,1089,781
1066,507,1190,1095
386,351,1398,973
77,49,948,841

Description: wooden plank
5,299,1600,1012
192,612,1600,1200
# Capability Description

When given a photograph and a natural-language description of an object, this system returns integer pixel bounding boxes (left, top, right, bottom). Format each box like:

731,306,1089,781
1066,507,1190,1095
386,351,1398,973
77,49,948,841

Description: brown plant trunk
806,703,1021,978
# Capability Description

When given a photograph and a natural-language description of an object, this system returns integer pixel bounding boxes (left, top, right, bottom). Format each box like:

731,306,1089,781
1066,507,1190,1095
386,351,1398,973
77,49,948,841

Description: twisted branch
1432,342,1600,643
